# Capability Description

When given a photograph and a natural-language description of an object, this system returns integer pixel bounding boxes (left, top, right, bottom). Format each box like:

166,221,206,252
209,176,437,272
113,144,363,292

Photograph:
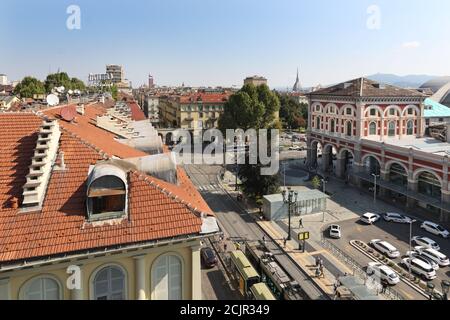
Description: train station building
306,78,450,222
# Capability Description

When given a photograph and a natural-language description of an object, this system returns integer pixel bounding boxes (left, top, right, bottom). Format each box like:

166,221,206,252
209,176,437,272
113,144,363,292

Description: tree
277,92,308,130
44,72,85,93
13,77,46,98
218,83,281,199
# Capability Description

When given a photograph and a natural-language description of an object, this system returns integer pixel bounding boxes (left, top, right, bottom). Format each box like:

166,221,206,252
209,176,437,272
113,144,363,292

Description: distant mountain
366,73,439,88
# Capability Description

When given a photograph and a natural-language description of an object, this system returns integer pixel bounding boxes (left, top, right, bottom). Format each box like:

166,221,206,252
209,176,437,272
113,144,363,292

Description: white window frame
388,121,396,137
90,263,128,300
19,275,63,300
369,121,377,135
151,253,184,300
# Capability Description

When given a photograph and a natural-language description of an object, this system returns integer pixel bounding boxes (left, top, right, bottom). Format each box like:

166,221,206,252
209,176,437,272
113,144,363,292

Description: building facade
160,91,230,131
0,74,7,86
244,76,268,87
306,78,450,222
106,65,124,84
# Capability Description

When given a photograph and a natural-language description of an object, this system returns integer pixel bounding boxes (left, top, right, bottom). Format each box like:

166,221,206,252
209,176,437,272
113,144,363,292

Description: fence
320,237,405,300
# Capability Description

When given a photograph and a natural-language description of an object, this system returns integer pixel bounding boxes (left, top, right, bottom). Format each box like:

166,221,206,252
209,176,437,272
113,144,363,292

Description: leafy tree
13,77,46,98
45,72,85,93
218,83,281,199
277,92,308,130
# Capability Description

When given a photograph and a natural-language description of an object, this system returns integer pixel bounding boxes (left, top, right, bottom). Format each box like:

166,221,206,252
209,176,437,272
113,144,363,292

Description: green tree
218,83,281,199
13,77,46,98
45,72,85,93
277,92,308,130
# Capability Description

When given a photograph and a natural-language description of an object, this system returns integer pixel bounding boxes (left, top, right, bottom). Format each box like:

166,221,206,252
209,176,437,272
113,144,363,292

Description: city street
328,218,450,296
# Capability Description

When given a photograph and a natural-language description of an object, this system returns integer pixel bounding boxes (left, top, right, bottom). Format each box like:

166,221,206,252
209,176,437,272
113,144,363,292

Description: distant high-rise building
292,68,301,92
106,65,124,84
0,74,8,86
244,75,268,87
148,74,155,88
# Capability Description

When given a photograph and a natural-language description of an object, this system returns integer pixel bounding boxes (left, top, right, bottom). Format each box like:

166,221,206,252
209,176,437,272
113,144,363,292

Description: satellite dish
46,94,60,106
68,89,74,95
60,106,76,122
56,86,65,93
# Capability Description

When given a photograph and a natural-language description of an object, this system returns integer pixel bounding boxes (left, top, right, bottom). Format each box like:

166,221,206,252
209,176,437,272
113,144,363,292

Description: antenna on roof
60,106,76,122
46,94,60,106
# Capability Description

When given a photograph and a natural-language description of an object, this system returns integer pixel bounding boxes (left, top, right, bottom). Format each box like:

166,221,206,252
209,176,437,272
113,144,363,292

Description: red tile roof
127,101,147,121
179,92,230,104
0,112,209,264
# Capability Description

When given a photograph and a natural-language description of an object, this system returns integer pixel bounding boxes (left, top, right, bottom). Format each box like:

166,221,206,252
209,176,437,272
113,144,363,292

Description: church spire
293,67,301,92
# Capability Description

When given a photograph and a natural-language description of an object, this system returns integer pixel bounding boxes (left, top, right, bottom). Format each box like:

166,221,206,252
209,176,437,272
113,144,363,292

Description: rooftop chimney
22,119,61,210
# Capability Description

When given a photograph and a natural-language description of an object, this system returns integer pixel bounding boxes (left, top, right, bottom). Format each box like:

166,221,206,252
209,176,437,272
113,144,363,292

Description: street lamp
282,187,298,241
426,282,435,300
371,174,380,204
408,219,417,280
441,280,450,300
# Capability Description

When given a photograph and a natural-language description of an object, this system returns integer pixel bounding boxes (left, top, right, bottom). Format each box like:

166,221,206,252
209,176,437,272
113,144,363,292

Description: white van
414,246,450,267
370,239,400,258
401,257,437,280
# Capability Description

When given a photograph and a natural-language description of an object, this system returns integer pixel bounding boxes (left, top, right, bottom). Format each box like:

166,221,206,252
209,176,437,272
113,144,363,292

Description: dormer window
87,164,128,222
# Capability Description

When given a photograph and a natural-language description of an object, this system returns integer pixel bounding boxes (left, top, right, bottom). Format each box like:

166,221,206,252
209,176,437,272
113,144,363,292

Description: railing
320,236,405,300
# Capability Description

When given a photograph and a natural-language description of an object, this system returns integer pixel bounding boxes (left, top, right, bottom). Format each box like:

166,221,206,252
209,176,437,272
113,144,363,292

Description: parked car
413,246,449,267
406,251,439,271
360,213,381,225
383,213,413,224
420,221,450,238
411,236,440,251
366,262,400,285
288,145,303,151
401,257,437,280
370,239,400,258
329,225,341,239
201,247,218,268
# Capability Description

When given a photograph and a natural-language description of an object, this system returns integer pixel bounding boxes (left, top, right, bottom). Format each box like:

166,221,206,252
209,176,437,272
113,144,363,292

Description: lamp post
282,187,298,241
408,219,417,280
441,280,450,300
371,174,380,204
321,178,327,222
426,282,435,300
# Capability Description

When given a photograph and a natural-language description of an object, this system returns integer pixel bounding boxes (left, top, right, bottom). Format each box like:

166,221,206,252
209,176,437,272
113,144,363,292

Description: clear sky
1,0,450,88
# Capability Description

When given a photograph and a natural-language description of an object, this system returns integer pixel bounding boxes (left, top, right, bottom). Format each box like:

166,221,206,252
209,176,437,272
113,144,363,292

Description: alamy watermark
366,5,381,30
66,5,81,30
171,128,280,176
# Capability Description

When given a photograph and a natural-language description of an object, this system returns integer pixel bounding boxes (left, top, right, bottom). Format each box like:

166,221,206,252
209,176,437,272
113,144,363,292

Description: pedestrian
299,218,304,229
320,265,324,278
283,238,287,248
315,257,320,268
262,235,266,245
315,267,321,278
224,243,228,252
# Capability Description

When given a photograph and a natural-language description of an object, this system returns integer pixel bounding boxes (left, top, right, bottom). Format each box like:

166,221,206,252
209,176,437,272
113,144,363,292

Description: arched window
20,276,61,300
388,122,396,137
346,121,352,136
369,122,377,135
93,265,126,300
316,117,321,130
330,119,335,133
152,255,182,300
418,172,441,200
407,120,414,135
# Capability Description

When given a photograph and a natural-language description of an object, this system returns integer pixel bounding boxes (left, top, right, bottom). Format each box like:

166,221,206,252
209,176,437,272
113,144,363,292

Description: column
191,245,202,300
69,265,84,300
134,255,147,300
0,278,10,300
335,155,345,179
407,179,418,209
379,169,389,198
322,150,330,173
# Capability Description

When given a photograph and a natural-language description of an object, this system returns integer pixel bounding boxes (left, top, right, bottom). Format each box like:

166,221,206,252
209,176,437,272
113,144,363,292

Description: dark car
201,247,218,268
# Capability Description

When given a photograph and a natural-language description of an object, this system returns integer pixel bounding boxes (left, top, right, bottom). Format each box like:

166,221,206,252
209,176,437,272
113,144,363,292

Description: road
328,218,450,299
183,163,328,300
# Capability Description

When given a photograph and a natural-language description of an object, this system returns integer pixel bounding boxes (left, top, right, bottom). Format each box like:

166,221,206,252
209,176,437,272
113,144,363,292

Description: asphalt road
327,218,450,299
184,163,328,300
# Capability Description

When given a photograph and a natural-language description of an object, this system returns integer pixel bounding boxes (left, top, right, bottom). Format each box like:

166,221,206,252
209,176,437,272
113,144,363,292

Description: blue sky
1,0,450,87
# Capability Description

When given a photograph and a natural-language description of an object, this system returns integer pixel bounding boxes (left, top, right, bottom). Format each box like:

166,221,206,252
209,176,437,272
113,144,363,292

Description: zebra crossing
197,184,220,192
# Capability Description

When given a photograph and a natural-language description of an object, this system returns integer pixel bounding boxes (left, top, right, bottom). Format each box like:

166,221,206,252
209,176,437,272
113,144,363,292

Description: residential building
244,75,268,87
306,77,450,222
149,74,155,88
0,74,7,86
106,65,124,84
160,91,231,131
0,101,219,300
0,95,19,111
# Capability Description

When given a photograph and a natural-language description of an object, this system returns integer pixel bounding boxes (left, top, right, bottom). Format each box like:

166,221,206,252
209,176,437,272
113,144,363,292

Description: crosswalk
198,184,220,191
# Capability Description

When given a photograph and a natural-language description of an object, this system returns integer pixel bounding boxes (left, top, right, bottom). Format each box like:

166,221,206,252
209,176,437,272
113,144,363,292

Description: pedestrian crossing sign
298,231,310,241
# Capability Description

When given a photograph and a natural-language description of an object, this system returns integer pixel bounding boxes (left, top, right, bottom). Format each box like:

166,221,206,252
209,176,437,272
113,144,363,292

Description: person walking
299,218,304,229
224,243,228,252
283,238,287,248
320,265,324,278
